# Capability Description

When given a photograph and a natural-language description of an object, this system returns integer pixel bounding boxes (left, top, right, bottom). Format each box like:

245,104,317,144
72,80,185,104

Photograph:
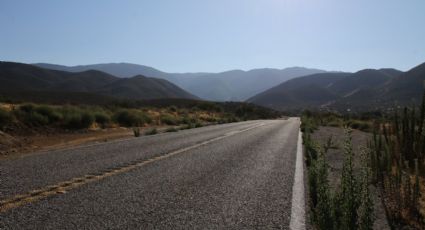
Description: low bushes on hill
196,102,223,113
167,106,177,112
14,104,50,126
61,107,95,129
35,105,62,123
9,104,98,129
0,99,281,132
160,114,178,125
113,110,151,127
94,111,111,128
301,110,375,133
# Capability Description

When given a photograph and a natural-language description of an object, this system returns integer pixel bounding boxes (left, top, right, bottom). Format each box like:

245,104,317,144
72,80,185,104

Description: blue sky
1,0,424,72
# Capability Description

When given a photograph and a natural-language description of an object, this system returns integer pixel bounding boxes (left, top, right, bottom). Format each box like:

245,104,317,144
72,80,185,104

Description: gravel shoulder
0,123,218,160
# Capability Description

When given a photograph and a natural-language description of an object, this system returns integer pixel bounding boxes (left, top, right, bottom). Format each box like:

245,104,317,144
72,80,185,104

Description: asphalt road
0,119,302,229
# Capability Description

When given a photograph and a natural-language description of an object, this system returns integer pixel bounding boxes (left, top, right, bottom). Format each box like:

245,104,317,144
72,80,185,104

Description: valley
2,1,424,229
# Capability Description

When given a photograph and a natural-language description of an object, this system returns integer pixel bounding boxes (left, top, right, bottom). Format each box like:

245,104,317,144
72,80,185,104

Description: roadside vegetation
303,93,425,229
368,93,425,229
301,110,382,133
303,114,374,230
0,98,282,156
0,100,281,134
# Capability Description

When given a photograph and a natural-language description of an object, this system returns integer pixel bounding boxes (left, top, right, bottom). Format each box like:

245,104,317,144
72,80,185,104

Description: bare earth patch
0,125,185,160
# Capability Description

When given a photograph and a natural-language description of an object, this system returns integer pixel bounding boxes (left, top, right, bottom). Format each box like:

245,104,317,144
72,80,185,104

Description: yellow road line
0,123,265,213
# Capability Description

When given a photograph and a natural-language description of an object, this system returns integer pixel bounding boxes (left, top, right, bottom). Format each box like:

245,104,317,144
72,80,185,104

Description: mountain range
34,63,325,101
248,62,425,112
0,62,197,101
3,60,425,113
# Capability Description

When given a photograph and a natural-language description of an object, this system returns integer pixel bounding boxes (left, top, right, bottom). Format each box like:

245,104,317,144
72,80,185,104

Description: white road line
289,127,306,230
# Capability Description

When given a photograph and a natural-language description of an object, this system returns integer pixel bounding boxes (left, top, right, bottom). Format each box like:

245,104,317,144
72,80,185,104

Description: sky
1,0,424,73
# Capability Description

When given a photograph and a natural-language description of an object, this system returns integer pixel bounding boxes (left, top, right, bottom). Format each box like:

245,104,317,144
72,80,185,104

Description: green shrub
203,116,218,122
81,112,94,128
14,104,66,126
358,122,372,132
143,113,152,124
167,106,177,112
327,120,342,127
113,110,147,127
304,120,375,229
180,123,194,130
30,112,49,125
346,120,360,129
180,116,195,125
346,120,372,132
301,115,318,133
358,149,374,230
226,116,239,123
0,108,13,129
145,128,158,135
165,127,178,132
196,102,222,112
314,151,334,229
64,111,94,129
160,114,178,125
339,130,361,230
368,93,425,227
64,114,80,129
35,105,62,122
14,109,49,126
304,135,318,166
181,116,189,124
19,104,35,113
133,127,140,137
94,112,110,127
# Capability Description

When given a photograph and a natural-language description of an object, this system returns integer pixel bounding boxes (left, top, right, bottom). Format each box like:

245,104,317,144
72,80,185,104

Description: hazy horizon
12,60,424,74
1,0,425,73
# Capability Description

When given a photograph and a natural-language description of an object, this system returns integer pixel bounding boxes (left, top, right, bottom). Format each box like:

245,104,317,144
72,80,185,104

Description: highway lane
0,121,260,200
0,119,302,229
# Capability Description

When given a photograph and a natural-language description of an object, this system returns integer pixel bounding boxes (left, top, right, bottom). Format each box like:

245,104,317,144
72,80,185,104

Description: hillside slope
247,62,422,112
0,62,197,100
34,63,325,101
247,73,349,110
384,62,425,104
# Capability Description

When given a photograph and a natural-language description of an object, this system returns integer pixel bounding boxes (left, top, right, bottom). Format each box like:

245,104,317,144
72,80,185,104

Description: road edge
289,126,306,230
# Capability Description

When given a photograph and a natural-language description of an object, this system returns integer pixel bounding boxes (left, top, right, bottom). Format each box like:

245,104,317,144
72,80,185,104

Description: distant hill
35,63,208,80
247,72,349,110
34,63,326,101
247,62,425,112
383,62,425,104
98,75,196,100
0,91,120,105
178,67,326,101
0,62,198,100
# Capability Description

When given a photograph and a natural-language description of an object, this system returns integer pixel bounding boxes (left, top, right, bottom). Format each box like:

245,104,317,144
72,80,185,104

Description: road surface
0,119,304,229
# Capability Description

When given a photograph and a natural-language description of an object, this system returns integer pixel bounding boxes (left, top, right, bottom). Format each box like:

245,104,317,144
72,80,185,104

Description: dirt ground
311,126,390,230
0,125,180,160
